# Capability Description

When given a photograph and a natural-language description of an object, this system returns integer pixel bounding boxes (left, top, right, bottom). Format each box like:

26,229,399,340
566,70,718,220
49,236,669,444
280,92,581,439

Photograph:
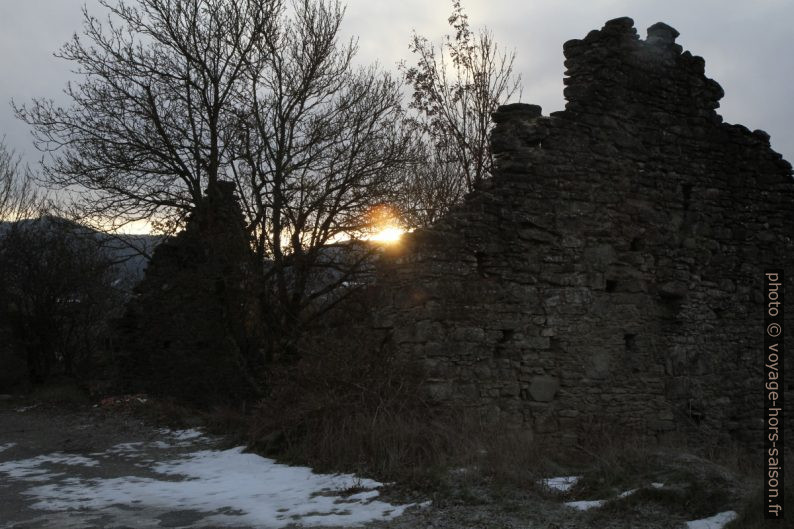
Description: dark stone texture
115,181,265,405
326,19,794,447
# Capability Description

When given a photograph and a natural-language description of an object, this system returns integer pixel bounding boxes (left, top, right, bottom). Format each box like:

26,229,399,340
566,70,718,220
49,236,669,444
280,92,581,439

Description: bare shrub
249,331,456,484
248,303,550,490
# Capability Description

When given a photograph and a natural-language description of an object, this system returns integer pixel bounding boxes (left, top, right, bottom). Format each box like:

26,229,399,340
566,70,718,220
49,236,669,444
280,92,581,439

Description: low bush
724,478,793,528
247,329,548,490
249,333,454,485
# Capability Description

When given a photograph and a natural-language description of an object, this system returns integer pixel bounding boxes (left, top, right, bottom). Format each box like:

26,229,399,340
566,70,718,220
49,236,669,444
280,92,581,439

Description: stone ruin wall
334,17,794,446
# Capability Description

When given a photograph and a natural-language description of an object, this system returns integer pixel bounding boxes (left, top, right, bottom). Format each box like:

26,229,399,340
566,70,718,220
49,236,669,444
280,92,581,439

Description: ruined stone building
115,182,265,405
332,18,794,445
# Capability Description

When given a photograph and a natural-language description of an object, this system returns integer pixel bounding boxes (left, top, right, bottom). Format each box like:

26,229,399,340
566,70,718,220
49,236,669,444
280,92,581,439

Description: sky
1,0,792,177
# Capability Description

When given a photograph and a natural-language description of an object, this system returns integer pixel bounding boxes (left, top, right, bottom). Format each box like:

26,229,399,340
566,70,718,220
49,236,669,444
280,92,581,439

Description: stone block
529,375,560,402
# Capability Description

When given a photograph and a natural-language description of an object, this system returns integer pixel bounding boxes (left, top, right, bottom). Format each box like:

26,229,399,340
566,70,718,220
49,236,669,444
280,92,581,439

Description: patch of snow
160,428,204,441
563,487,636,511
105,440,170,454
542,476,580,492
15,404,39,413
564,499,605,511
685,511,738,529
0,453,99,482
155,428,207,447
51,455,100,467
651,482,665,488
346,489,381,502
172,428,204,441
0,442,16,453
22,446,417,527
106,442,144,454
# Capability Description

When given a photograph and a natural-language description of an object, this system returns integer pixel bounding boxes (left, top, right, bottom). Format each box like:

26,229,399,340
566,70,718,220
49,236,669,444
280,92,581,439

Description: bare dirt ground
0,400,228,529
0,398,746,529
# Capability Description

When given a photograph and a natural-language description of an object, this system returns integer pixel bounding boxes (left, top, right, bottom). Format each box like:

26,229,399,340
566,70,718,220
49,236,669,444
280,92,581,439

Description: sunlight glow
114,219,154,235
364,204,405,245
369,225,404,244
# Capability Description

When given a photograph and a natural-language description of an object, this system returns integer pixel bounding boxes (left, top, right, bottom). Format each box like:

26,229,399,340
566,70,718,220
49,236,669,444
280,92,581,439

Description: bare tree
0,140,46,222
397,133,466,229
0,217,122,385
400,0,522,223
14,0,281,232
232,0,414,358
0,139,138,388
15,0,414,361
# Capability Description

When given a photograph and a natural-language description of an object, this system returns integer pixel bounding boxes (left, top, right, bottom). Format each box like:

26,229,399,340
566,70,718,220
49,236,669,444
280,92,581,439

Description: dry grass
124,397,201,429
249,337,456,486
245,331,552,491
181,328,791,525
554,415,794,526
29,379,90,405
725,483,794,528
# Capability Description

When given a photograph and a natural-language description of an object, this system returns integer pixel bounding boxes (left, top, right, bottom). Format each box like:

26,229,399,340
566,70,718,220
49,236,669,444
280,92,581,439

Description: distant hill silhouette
0,216,163,285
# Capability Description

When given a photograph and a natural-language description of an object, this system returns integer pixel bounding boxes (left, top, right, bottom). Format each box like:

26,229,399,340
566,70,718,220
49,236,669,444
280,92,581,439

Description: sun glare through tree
365,204,405,244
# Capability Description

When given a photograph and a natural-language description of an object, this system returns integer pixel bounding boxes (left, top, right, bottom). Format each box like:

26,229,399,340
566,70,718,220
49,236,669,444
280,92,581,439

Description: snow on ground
0,453,99,482
559,484,736,529
563,487,638,511
685,511,738,529
0,442,16,453
564,499,605,511
0,429,419,528
160,428,204,442
541,476,579,492
104,442,145,454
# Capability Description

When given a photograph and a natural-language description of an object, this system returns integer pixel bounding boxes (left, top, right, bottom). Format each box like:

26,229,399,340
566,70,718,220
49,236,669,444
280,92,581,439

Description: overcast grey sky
1,0,792,167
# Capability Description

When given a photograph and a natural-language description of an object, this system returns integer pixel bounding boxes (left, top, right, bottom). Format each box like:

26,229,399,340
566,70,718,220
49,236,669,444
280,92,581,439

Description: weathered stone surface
321,18,794,447
646,22,680,44
115,181,265,405
528,376,560,402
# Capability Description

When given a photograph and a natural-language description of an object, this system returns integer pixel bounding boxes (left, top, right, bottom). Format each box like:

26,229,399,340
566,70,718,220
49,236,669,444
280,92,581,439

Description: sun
370,225,404,244
366,204,405,244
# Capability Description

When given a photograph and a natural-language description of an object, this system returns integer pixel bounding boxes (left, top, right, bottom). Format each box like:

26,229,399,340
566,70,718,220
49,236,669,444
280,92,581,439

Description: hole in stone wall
606,280,618,292
494,329,515,358
630,238,643,251
500,329,515,343
659,296,683,319
624,333,636,351
682,183,693,211
474,251,487,278
623,333,640,372
688,400,704,425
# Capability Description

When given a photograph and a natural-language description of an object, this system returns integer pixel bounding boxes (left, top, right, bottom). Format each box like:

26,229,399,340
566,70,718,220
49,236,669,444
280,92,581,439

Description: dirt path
0,401,739,529
0,402,234,528
0,401,439,529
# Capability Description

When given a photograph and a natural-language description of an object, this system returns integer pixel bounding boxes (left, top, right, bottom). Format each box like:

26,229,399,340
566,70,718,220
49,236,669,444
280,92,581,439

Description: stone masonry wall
115,181,265,405
337,18,794,446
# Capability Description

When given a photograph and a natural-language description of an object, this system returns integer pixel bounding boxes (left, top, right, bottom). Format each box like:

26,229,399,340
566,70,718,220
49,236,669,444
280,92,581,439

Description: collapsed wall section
115,181,265,405
343,18,794,445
